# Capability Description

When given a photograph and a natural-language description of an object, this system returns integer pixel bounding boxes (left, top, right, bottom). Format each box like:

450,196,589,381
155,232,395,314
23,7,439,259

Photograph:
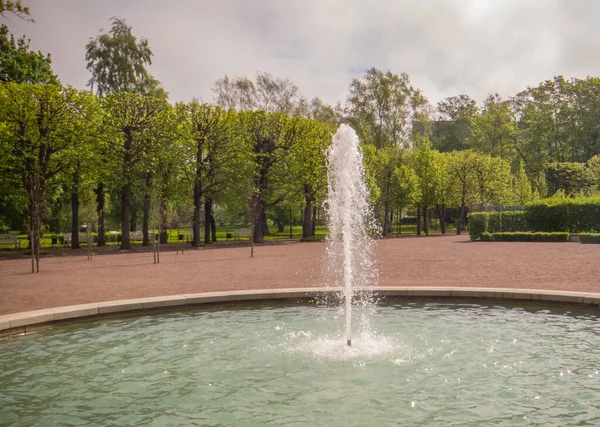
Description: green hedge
468,211,527,240
579,233,600,244
525,197,600,233
479,232,569,242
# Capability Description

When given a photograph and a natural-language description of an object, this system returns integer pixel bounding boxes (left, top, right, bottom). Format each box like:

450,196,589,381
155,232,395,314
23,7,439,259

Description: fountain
0,125,599,425
325,124,376,347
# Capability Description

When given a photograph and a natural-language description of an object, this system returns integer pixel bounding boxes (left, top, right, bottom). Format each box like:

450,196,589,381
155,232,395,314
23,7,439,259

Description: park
1,1,600,426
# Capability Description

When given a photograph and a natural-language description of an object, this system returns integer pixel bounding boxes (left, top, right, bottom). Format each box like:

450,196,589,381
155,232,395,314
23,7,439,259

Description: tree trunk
383,200,390,236
160,196,168,244
192,186,203,247
210,214,217,242
130,197,138,232
121,130,133,250
457,201,466,235
253,198,267,243
311,206,317,236
204,198,212,244
142,193,150,246
95,183,106,247
303,188,313,239
121,182,131,249
71,172,80,249
416,206,422,236
436,203,446,234
423,206,429,236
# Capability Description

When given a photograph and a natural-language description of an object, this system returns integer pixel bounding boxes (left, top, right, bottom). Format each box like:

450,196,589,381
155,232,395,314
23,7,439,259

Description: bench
63,233,91,246
234,228,252,241
0,234,21,249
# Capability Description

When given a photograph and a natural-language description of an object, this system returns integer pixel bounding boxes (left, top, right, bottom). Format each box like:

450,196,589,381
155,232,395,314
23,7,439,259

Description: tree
412,139,442,236
0,0,32,20
182,102,238,246
85,17,164,97
471,154,513,207
214,71,299,114
0,25,57,83
346,67,423,149
512,160,534,205
85,17,165,245
447,150,478,234
237,111,307,243
468,94,517,159
60,92,102,249
433,94,478,152
289,119,332,238
391,163,419,233
0,83,87,271
102,93,171,249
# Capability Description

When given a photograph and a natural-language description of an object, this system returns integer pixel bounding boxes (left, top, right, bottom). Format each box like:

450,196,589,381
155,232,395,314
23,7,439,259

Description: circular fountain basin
1,300,599,426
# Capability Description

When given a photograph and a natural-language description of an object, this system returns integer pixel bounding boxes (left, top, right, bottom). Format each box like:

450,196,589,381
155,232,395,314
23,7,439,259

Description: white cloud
4,0,598,107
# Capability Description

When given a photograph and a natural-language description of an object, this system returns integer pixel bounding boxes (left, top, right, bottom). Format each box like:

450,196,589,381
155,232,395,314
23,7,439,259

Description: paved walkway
0,235,599,315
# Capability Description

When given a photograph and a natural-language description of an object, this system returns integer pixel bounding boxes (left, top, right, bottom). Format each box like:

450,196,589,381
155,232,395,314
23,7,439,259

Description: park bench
0,234,21,249
234,228,252,241
63,233,90,246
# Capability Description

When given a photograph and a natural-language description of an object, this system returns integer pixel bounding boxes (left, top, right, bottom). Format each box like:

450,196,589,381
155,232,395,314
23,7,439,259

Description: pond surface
0,303,599,426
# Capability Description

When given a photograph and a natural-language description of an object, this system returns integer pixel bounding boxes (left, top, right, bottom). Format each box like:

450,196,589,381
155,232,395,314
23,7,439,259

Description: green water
0,303,599,426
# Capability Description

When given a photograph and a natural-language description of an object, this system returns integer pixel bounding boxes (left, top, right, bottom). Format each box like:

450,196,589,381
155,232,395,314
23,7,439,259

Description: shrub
481,232,569,242
468,211,526,240
524,197,600,232
480,232,492,241
579,233,600,244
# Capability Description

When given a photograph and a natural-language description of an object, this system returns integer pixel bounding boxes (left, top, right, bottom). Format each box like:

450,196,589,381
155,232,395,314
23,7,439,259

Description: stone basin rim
1,286,599,338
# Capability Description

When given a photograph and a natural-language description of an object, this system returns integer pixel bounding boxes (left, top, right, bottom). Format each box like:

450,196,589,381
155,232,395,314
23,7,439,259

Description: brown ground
1,234,599,315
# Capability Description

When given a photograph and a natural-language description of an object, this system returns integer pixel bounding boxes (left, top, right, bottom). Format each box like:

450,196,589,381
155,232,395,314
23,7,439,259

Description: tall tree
85,17,164,97
347,67,424,150
0,83,87,271
85,17,165,245
0,0,32,20
237,111,307,243
433,94,478,152
289,119,332,238
0,25,57,83
102,93,171,249
214,71,299,114
182,102,238,246
447,150,478,234
468,94,517,159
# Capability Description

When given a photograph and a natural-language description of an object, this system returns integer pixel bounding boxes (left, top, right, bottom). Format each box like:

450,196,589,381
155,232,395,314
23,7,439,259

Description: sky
3,0,600,107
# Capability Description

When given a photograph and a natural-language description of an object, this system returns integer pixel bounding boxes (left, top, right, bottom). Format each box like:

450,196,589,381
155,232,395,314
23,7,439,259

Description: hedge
479,232,569,242
579,233,600,244
524,197,600,233
468,211,527,240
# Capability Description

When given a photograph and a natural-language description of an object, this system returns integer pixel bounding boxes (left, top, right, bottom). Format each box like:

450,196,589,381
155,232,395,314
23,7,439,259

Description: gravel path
0,235,599,315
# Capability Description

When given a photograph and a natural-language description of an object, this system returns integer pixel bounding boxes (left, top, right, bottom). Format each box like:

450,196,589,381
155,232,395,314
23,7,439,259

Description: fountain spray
326,125,374,347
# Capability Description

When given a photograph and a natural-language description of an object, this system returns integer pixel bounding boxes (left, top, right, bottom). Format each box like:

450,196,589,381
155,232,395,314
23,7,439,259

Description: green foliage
85,17,164,97
545,162,595,196
0,0,31,20
0,25,57,84
579,233,600,244
468,211,527,240
480,232,569,242
512,160,534,205
346,67,425,149
524,197,600,233
468,94,516,159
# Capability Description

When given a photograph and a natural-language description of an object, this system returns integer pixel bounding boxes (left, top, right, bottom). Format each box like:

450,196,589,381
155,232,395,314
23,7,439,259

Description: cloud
3,0,598,107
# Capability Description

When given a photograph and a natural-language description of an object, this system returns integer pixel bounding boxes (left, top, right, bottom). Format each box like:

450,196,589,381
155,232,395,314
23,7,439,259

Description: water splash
326,124,377,346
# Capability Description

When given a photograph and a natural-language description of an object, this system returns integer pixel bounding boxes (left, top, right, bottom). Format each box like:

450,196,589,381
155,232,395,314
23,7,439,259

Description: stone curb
1,287,599,337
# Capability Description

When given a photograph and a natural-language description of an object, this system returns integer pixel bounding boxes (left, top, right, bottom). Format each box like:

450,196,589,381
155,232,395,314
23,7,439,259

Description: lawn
5,223,457,250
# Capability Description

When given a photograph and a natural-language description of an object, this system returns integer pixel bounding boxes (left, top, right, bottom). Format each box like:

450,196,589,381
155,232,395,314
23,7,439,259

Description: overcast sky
4,0,599,106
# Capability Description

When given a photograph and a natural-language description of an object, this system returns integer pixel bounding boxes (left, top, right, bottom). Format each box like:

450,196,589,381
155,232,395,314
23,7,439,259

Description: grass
6,222,458,250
